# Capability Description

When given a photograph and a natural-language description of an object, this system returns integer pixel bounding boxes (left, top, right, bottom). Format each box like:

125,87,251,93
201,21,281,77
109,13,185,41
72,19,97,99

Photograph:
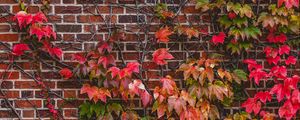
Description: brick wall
0,0,299,119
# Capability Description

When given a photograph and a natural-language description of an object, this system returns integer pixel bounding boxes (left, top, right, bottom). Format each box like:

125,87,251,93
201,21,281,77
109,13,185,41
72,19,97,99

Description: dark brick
119,15,145,23
56,25,82,32
55,6,82,14
76,0,103,4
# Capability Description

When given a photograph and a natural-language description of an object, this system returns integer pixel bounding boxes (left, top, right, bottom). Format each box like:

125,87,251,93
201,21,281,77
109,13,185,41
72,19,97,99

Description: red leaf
140,91,152,107
279,100,297,120
268,33,287,43
228,12,237,19
254,91,272,103
95,88,111,103
12,43,30,56
152,48,174,65
108,66,120,78
50,47,62,59
266,56,280,65
168,96,186,115
72,53,87,64
153,87,165,103
242,98,261,115
129,80,145,95
14,11,32,29
30,24,44,41
98,42,112,53
291,89,300,103
160,76,177,95
275,33,287,43
80,84,111,103
32,12,48,24
98,55,115,68
284,75,299,89
42,41,62,59
180,90,195,106
278,45,290,55
285,56,297,65
42,26,56,40
249,69,268,85
157,104,166,118
264,46,278,58
270,83,291,102
59,68,73,79
270,66,287,79
155,27,172,43
211,32,226,45
243,59,262,70
278,0,299,9
126,62,140,74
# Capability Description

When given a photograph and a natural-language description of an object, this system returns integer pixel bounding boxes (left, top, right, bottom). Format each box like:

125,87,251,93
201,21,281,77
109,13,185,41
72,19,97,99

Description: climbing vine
0,0,299,120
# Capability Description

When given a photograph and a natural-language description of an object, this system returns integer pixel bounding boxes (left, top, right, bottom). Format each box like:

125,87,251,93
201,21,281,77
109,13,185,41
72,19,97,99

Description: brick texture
0,0,299,120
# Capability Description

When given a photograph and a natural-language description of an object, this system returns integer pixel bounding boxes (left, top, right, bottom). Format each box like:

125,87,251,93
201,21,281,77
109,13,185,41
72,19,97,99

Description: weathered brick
0,34,18,42
23,110,35,118
63,0,74,4
55,6,82,14
119,15,145,23
76,0,103,4
0,25,10,32
56,25,82,32
15,100,42,108
77,15,104,23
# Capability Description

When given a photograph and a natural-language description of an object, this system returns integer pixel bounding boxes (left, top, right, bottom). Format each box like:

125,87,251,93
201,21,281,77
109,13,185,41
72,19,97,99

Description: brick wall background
0,0,299,119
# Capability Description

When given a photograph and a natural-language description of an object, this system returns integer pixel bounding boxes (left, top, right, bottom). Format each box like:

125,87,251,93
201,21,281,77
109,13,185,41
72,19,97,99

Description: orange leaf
206,67,214,82
217,68,225,79
155,27,172,43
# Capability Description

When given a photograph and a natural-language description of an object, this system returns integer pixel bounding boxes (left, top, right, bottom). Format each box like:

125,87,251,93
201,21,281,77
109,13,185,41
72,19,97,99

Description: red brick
63,0,74,4
56,25,81,32
64,90,77,98
0,0,16,4
0,25,10,32
97,6,124,14
23,110,35,118
0,34,18,42
183,6,200,13
63,15,75,23
77,15,104,23
64,109,77,117
55,6,82,14
15,100,42,108
0,91,19,98
0,71,19,79
13,6,40,14
48,15,62,23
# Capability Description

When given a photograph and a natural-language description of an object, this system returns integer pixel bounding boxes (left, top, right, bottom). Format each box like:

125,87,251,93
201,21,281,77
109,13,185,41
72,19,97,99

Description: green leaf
232,3,242,15
218,15,232,29
232,17,248,28
107,103,123,116
152,101,159,112
221,97,233,107
243,26,261,39
226,43,240,54
208,53,224,59
195,0,210,12
229,26,244,40
239,42,253,51
79,102,93,119
186,78,197,86
232,69,248,84
20,3,25,11
240,4,253,18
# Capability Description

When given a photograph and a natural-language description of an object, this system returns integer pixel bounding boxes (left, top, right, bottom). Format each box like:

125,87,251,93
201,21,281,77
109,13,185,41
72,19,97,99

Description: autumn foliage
6,0,300,120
